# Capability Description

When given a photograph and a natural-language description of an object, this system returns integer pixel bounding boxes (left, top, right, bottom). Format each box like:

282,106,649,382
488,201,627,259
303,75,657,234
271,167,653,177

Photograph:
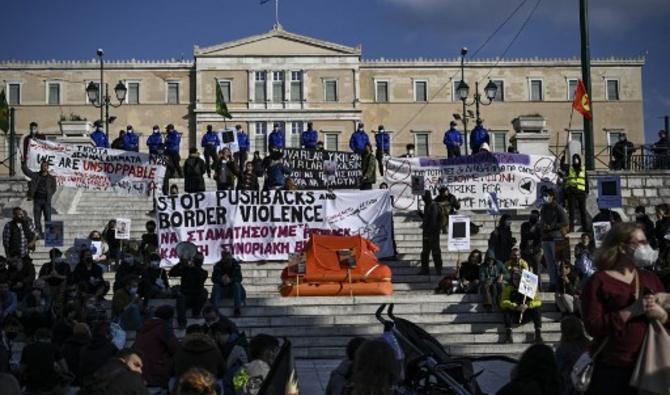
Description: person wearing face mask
20,157,57,239
7,255,36,301
374,125,390,176
22,121,46,160
112,276,144,331
581,223,669,395
540,189,568,291
268,123,285,151
73,248,109,299
138,253,171,299
114,253,145,292
111,129,126,150
349,122,369,155
359,143,376,190
520,210,543,277
38,248,70,309
88,230,110,266
122,125,140,152
201,124,221,178
301,121,319,150
610,133,635,170
574,232,596,281
18,280,52,337
90,121,109,148
0,279,17,327
562,153,590,233
488,214,516,264
146,125,164,156
401,143,416,158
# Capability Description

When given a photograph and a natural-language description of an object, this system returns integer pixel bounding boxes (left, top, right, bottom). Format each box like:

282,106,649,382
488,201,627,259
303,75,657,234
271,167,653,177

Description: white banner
26,139,165,195
384,152,557,210
156,189,394,263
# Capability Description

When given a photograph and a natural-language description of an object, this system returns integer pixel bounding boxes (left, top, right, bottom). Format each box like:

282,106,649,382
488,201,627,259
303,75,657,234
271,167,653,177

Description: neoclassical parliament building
1,25,644,163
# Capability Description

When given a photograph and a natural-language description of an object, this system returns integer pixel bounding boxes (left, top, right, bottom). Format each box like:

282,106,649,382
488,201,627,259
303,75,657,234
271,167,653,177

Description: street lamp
457,47,498,154
86,49,127,139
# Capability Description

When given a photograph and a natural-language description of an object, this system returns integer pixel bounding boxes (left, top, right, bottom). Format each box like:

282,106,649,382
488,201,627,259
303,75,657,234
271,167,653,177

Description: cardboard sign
518,270,539,299
411,175,425,196
44,221,64,247
597,176,622,209
91,241,103,260
447,215,470,252
593,221,612,248
217,128,239,154
115,218,132,240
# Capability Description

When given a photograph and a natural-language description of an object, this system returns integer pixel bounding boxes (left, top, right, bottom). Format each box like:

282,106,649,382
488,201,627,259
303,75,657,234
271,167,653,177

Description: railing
0,108,17,176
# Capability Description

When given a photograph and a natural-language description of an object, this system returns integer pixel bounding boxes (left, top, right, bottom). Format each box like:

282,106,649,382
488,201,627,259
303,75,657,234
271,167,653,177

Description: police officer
90,121,109,148
301,122,318,149
235,124,250,169
443,121,463,158
268,123,285,151
146,125,163,156
469,119,490,154
122,125,139,152
374,125,390,176
201,125,221,178
349,122,369,155
165,124,183,177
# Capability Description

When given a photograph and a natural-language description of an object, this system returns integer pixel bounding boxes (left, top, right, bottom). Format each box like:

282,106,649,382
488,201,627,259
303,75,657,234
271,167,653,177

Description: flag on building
0,89,9,134
258,339,299,395
572,79,592,120
216,82,232,120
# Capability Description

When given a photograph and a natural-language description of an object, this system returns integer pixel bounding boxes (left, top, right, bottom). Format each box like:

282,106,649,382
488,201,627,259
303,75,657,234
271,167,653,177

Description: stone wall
0,177,28,213
588,170,670,217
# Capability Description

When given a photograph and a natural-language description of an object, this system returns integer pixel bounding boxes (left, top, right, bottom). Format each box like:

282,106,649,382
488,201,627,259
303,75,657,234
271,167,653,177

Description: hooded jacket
79,335,119,382
90,129,109,148
174,333,226,379
478,249,509,283
61,333,90,386
488,215,515,263
133,318,179,387
349,129,369,153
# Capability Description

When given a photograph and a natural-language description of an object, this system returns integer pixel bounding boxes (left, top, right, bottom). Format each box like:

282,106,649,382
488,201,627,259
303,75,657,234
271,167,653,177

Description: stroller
376,304,517,395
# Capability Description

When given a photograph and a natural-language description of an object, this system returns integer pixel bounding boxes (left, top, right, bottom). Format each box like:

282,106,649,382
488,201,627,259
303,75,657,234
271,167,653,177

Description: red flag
572,79,592,120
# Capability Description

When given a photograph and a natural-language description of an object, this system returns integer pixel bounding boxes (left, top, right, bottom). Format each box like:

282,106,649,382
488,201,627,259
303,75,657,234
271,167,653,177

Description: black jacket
82,358,149,395
212,258,243,286
488,217,516,263
169,262,208,295
183,156,206,193
636,215,657,249
540,203,568,241
173,333,226,379
22,162,57,200
61,333,90,386
79,335,119,382
520,220,542,255
655,216,670,253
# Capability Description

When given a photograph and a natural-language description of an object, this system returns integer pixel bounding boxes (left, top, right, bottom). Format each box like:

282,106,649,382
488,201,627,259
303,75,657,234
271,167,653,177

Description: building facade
1,26,644,169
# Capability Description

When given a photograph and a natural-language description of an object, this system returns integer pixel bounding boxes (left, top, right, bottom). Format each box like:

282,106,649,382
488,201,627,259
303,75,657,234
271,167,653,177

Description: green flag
216,82,232,120
0,89,8,134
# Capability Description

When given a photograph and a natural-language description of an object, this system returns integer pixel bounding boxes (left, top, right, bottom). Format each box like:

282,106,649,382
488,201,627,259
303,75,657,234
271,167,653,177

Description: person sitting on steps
500,268,543,344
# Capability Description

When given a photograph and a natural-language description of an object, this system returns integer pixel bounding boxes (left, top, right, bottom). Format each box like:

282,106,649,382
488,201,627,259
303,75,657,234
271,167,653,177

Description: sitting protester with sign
504,248,530,273
500,268,543,344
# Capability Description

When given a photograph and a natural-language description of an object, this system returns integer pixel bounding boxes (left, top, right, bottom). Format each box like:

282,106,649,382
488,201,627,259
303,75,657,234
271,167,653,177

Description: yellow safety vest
567,165,586,191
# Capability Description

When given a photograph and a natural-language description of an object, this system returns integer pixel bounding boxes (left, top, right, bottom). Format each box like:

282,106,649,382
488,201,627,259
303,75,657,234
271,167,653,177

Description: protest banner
26,139,165,196
518,270,539,299
447,215,470,252
282,148,362,189
44,221,64,247
115,218,132,240
593,221,612,248
156,189,394,264
384,152,557,210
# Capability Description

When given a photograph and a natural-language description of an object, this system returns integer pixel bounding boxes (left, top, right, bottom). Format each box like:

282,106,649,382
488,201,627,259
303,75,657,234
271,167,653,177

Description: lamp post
456,47,498,154
86,49,127,139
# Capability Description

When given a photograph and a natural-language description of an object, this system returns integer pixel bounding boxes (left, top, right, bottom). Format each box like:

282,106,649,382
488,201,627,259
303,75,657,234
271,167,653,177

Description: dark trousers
420,234,442,272
235,150,248,171
567,188,589,232
447,145,461,158
176,289,208,325
204,148,219,177
168,152,183,177
33,198,51,235
375,149,389,176
360,183,373,190
479,281,501,307
503,308,541,329
588,362,636,395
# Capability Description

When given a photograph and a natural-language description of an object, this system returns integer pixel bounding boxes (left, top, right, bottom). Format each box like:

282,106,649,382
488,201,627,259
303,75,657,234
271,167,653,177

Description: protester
90,121,109,148
581,223,668,395
169,254,208,328
652,129,670,169
573,232,595,281
0,373,21,395
555,261,580,316
7,255,36,301
632,205,655,249
211,251,246,317
73,248,109,299
500,268,543,344
400,143,415,158
0,279,17,326
349,122,369,155
611,133,635,170
134,305,179,388
264,149,291,190
214,147,239,190
469,119,489,154
3,207,37,261
18,279,52,337
325,336,365,395
201,124,221,178
79,321,119,386
418,191,442,275
175,368,218,395
232,334,280,395
268,123,285,151
166,124,183,177
562,153,590,232
208,319,248,372
592,208,622,226
302,121,319,150
61,322,91,387
654,203,670,263
112,275,143,331
479,249,507,312
238,162,260,190
19,327,71,394
359,143,376,190
554,316,589,395
504,247,530,272
496,343,560,395
113,252,144,292
540,189,568,291
22,121,46,159
443,120,463,158
38,248,70,309
89,230,111,268
251,151,264,177
173,330,226,380
122,125,140,152
146,125,163,156
111,130,126,150
457,249,482,294
488,214,516,264
374,125,390,176
184,148,207,193
140,220,159,262
84,348,149,395
138,252,171,300
434,186,461,233
236,125,250,170
350,339,400,395
520,210,543,276
103,219,121,265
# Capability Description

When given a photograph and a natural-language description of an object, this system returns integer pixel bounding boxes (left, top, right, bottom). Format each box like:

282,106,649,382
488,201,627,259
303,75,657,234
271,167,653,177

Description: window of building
414,80,427,102
272,71,285,102
290,71,303,102
127,82,140,104
567,79,578,101
414,133,430,157
47,82,61,105
253,121,268,153
8,83,21,105
254,71,267,102
325,80,338,102
492,131,507,152
606,79,620,101
375,80,389,102
529,79,543,101
289,121,304,148
607,130,626,149
325,133,339,151
219,80,231,103
492,80,504,102
167,82,180,104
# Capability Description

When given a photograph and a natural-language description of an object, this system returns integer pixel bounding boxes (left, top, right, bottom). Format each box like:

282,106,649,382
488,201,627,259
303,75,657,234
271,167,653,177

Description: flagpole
275,0,279,26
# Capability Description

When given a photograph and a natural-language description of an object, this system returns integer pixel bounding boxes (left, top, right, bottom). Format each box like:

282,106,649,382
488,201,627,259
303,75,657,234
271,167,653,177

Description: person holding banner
166,124,183,177
147,125,164,156
301,122,318,150
500,268,543,344
201,125,221,178
21,160,56,239
443,121,463,158
418,191,443,275
374,125,390,176
122,125,140,152
268,123,285,151
349,122,369,155
22,121,46,160
89,121,109,148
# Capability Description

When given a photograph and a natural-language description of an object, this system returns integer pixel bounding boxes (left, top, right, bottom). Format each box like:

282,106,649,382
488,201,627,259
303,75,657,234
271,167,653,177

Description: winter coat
173,333,226,379
83,357,149,395
111,137,124,150
268,129,285,150
215,159,240,188
183,156,206,193
374,131,390,151
22,161,57,200
201,131,221,150
349,129,369,154
540,203,568,241
90,130,109,148
165,130,181,154
520,219,542,256
133,318,179,387
488,226,515,264
168,262,208,296
146,132,163,154
238,170,259,190
61,333,90,386
139,266,169,298
237,131,250,151
212,258,243,287
122,131,139,152
79,335,119,382
421,201,441,236
301,129,319,149
500,283,542,311
360,152,376,185
469,125,490,152
479,250,508,283
443,127,463,148
265,160,291,189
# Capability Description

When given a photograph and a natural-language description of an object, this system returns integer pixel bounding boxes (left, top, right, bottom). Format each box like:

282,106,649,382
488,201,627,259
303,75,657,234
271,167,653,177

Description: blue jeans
211,282,246,309
542,240,558,287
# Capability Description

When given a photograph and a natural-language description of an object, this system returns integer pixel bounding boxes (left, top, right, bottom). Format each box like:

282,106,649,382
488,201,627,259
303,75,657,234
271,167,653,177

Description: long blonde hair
593,222,643,271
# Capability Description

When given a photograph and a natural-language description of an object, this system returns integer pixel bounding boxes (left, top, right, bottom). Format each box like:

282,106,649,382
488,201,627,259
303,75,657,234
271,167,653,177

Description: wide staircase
7,183,561,363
